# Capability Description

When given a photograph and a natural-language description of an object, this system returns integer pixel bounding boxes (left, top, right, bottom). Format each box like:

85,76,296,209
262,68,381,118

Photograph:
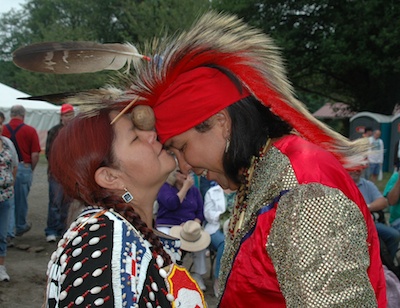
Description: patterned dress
218,135,386,307
46,207,206,308
0,137,17,202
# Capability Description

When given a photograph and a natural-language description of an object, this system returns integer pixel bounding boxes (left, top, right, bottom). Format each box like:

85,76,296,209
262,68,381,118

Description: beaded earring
122,188,133,203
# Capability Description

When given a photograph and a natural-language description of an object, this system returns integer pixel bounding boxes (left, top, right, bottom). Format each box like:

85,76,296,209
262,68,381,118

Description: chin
218,182,229,189
212,176,239,191
220,183,238,191
162,154,177,171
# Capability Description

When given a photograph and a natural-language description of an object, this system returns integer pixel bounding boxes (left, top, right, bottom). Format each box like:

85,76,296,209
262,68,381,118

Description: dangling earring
225,138,230,153
122,188,133,203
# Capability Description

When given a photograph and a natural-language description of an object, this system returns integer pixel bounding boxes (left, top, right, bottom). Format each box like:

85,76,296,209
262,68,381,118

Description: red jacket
219,135,386,307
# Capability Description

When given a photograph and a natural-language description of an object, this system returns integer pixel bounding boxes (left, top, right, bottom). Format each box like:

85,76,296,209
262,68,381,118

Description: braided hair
50,108,171,264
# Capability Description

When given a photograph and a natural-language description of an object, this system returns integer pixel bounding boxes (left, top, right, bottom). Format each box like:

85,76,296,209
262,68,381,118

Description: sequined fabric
268,183,376,307
219,143,378,307
219,146,297,293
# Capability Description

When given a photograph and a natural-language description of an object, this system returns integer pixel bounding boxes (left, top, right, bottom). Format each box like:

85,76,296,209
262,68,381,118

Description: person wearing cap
123,12,386,307
2,105,41,239
44,104,75,242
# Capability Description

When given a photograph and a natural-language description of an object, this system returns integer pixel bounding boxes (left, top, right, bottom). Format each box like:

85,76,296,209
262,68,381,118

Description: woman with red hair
45,107,206,308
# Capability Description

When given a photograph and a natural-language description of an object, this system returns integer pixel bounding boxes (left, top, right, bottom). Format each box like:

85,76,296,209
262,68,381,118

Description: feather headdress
127,11,368,169
11,12,368,168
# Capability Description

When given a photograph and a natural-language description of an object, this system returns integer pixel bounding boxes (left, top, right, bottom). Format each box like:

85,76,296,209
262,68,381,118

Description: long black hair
224,97,292,184
194,66,292,185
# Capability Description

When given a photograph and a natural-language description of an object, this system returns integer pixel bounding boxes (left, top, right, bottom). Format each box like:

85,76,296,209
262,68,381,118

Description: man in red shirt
2,105,41,238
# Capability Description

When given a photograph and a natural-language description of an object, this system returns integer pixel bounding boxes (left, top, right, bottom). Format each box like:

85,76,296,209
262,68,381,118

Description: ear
94,166,123,190
215,109,231,139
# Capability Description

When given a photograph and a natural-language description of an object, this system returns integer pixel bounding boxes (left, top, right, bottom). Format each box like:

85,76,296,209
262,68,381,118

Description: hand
183,174,194,189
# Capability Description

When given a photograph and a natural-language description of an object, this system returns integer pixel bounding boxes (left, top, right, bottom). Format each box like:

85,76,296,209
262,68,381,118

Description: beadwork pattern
220,146,297,294
228,139,272,238
46,207,205,308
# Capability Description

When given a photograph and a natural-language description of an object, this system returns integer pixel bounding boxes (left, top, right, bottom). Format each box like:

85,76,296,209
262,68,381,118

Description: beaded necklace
228,138,272,240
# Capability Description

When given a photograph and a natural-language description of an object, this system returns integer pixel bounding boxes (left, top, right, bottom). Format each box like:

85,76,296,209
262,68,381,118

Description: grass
376,172,393,193
38,152,48,165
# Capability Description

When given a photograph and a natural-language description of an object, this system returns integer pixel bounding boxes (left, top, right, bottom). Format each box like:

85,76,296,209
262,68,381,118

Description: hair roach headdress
128,11,368,169
12,11,368,169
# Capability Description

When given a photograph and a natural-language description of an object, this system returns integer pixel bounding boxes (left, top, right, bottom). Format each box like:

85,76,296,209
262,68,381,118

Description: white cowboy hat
170,220,211,252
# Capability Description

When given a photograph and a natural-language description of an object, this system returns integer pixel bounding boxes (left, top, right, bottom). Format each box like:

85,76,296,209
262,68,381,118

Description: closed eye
177,143,186,153
129,134,139,144
166,139,186,153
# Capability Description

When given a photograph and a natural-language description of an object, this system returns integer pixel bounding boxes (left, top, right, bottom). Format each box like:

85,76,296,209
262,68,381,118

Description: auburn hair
50,108,171,264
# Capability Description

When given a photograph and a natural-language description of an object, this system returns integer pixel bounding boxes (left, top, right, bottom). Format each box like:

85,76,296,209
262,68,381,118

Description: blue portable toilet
349,112,392,172
389,113,400,172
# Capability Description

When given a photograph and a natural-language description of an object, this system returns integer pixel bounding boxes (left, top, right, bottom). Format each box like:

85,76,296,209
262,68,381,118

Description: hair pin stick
110,96,139,125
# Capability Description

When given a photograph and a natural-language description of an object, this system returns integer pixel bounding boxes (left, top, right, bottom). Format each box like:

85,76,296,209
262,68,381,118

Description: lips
158,144,166,156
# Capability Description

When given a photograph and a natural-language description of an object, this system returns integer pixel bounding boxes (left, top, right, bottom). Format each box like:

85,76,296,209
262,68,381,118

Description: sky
0,0,26,14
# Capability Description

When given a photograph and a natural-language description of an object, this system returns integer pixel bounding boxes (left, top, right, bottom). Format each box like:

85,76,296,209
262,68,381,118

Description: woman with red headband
126,12,387,307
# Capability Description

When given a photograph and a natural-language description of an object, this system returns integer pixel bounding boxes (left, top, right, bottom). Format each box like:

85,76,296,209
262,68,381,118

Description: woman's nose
141,130,157,144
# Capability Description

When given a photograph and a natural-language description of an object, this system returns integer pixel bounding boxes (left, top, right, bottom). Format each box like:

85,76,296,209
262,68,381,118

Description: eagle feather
13,42,148,74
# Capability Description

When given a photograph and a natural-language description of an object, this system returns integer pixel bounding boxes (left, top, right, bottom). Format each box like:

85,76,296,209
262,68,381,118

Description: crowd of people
0,105,40,282
2,10,400,307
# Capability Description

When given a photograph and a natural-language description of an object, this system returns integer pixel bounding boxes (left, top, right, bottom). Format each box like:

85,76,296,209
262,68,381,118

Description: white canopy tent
0,82,60,150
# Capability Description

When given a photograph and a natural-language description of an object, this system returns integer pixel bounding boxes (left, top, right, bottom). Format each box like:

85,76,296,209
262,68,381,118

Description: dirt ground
0,159,219,307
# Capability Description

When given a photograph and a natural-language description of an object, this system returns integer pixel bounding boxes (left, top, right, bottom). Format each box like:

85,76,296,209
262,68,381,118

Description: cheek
118,148,150,171
183,145,212,167
122,157,159,183
197,139,223,159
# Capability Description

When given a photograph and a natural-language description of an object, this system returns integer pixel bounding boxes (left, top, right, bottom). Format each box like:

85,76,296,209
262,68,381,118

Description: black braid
102,196,172,265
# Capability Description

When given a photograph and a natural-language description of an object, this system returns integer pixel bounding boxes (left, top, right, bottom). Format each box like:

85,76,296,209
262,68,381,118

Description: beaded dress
46,207,206,308
218,135,386,307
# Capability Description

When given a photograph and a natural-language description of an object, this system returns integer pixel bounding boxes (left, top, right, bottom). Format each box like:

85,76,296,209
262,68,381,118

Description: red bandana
153,67,250,143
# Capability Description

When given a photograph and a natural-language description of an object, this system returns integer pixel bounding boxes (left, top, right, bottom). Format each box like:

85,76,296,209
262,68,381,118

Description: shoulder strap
5,123,25,161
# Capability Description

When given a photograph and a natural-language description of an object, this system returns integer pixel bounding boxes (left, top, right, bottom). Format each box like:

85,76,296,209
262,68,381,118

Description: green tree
213,0,400,114
0,0,210,97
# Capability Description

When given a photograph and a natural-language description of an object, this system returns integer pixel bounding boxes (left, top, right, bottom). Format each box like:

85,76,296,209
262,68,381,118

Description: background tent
389,113,400,172
0,82,60,150
313,102,356,119
313,102,356,137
